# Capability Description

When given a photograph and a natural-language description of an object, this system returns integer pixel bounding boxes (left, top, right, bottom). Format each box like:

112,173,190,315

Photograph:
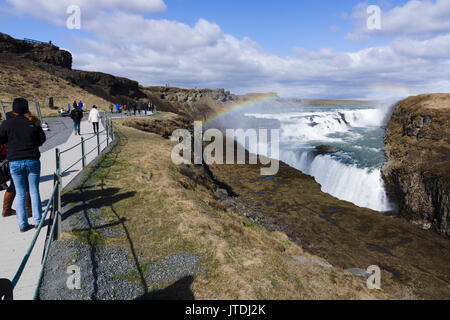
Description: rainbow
205,93,279,125
369,84,411,98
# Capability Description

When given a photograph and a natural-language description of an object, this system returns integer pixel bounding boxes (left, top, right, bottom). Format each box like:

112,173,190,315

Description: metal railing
0,101,44,123
24,38,53,46
9,115,115,300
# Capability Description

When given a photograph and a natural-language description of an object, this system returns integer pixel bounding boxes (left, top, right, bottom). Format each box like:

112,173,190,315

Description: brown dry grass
83,112,393,300
0,53,112,117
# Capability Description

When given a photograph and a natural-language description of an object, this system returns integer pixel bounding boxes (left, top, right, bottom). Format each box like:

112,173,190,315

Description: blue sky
1,0,404,54
0,0,449,98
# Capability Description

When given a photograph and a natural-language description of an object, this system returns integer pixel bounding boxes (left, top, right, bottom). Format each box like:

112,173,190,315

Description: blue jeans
9,160,43,229
73,121,81,134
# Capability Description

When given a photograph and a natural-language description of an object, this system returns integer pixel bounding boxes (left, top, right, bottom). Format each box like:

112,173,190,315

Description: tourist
88,105,100,134
70,105,83,135
0,98,46,232
78,100,83,110
67,103,71,112
116,103,120,114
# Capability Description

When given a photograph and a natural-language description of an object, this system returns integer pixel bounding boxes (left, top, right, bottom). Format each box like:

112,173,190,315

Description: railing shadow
60,188,136,221
59,130,150,299
40,170,78,184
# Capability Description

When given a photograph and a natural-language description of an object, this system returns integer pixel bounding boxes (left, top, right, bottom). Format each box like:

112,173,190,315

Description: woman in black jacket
70,105,84,135
0,98,46,232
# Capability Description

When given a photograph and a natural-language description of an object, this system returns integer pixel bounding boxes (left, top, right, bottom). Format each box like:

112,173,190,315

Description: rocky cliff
382,94,450,237
0,32,72,69
0,32,146,103
142,86,242,120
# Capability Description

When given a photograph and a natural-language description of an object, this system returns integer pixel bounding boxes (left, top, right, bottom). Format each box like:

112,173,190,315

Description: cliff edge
382,93,450,237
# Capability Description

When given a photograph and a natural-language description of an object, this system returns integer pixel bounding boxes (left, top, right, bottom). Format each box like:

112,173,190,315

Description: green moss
70,229,105,246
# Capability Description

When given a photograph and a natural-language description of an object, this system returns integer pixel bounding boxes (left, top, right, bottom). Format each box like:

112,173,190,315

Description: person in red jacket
1,143,32,218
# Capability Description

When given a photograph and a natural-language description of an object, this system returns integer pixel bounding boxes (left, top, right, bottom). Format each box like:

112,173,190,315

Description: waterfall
244,102,396,212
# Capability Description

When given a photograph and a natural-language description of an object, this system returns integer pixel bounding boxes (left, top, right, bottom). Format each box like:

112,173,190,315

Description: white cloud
2,0,167,25
71,12,450,99
348,0,450,40
1,0,449,99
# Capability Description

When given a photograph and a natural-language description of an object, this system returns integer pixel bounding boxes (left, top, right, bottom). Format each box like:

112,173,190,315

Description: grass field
66,112,392,299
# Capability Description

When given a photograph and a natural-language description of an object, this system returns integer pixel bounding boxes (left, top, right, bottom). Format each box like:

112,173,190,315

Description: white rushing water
243,102,396,212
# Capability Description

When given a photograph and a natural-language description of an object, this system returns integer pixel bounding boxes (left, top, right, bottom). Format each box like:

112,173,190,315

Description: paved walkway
0,112,154,300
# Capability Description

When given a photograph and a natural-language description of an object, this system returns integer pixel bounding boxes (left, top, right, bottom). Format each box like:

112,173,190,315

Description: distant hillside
0,32,261,119
0,53,111,117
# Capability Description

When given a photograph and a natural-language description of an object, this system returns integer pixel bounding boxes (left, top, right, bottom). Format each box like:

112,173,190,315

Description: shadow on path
136,276,195,300
59,131,149,299
40,170,78,184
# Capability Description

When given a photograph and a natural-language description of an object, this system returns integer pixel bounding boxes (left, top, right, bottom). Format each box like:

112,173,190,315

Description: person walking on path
116,103,120,114
1,143,32,218
70,105,84,135
88,105,100,134
0,98,46,232
137,103,142,116
78,101,83,110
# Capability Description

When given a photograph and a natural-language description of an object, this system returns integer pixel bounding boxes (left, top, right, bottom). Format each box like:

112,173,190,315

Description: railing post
35,102,43,125
52,173,62,241
106,120,110,147
55,148,60,174
81,137,85,168
0,101,6,120
111,121,115,141
53,148,62,241
97,130,100,155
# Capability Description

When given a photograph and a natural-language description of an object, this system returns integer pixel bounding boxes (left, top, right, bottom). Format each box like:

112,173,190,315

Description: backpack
0,146,11,191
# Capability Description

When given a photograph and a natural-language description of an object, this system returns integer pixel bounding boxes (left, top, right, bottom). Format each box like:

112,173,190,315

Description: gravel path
38,140,204,300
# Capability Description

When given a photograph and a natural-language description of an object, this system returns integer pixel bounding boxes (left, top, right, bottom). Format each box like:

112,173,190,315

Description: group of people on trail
112,101,156,115
68,102,100,135
0,98,46,233
0,96,157,233
0,98,101,233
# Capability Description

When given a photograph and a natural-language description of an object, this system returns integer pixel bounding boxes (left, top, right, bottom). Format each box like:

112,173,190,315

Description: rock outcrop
0,32,146,103
381,94,450,237
145,86,238,104
314,145,341,155
142,86,241,120
37,63,147,103
0,32,72,69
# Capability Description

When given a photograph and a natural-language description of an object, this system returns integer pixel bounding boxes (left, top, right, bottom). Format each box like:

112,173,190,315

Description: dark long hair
10,112,41,127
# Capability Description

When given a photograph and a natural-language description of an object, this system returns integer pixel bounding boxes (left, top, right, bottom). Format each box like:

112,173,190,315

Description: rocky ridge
382,93,450,237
